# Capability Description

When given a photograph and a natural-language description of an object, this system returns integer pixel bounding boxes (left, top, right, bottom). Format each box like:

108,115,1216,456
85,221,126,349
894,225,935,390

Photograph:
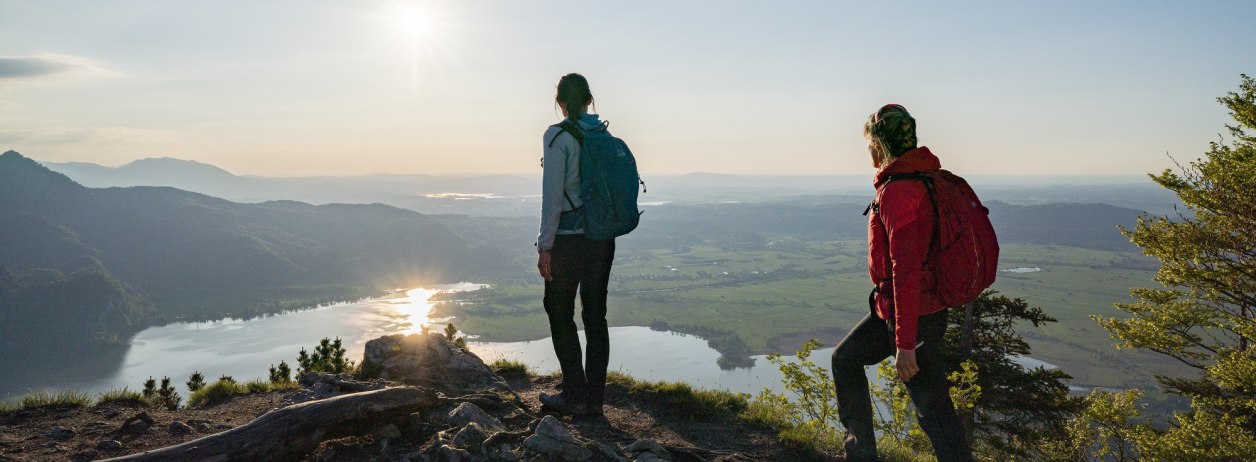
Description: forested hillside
0,150,471,354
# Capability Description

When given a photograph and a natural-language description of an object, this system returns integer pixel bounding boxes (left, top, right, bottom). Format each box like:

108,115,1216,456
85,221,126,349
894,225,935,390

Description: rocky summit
0,332,808,461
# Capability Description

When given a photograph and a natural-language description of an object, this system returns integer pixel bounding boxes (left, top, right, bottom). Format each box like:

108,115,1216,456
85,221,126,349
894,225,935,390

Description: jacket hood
874,146,941,188
577,113,605,131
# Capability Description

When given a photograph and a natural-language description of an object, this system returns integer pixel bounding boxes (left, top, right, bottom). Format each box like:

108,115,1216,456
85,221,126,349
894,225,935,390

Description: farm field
435,239,1180,390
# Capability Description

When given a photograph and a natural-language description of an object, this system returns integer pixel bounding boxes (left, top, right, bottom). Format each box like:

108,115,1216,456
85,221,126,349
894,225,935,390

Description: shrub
870,359,982,454
489,358,530,379
13,389,92,410
95,387,148,406
744,339,844,453
188,379,247,408
187,378,298,408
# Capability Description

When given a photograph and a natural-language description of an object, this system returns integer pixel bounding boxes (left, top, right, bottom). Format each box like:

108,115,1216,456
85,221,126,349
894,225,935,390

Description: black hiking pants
543,234,615,406
831,303,973,462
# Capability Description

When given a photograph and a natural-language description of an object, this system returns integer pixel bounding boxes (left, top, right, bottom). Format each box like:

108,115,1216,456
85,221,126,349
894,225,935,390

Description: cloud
0,54,102,83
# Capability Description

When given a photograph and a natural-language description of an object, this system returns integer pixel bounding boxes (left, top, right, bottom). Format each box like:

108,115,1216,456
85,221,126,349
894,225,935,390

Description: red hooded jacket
868,146,947,350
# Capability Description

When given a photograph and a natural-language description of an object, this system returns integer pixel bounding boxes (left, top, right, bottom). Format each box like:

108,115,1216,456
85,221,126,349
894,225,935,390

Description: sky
1,1,1253,176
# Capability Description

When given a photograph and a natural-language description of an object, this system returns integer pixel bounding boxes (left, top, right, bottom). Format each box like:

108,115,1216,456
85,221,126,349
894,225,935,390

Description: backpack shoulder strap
547,119,584,148
873,171,941,265
547,120,583,210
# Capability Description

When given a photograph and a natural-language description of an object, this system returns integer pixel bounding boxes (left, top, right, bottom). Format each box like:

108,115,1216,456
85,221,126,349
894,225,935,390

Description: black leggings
830,305,973,462
543,234,615,405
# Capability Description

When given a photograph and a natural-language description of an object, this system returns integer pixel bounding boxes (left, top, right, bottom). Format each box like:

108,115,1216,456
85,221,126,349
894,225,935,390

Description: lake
2,286,1051,401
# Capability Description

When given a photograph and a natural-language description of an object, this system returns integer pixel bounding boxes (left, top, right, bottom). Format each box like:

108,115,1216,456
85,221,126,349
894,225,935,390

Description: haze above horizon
1,1,1253,176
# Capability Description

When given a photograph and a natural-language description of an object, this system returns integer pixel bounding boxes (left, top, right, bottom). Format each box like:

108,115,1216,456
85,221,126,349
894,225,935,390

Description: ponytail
556,73,593,122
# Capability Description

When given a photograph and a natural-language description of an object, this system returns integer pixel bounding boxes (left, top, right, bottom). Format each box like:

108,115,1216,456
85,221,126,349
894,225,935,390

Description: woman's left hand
537,250,553,281
894,348,919,381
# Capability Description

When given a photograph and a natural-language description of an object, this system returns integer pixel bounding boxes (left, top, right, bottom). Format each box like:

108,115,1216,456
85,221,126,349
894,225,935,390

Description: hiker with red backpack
831,104,995,462
536,73,643,417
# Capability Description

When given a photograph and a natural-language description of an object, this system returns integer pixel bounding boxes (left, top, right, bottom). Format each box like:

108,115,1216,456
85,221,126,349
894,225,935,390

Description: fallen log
102,386,438,462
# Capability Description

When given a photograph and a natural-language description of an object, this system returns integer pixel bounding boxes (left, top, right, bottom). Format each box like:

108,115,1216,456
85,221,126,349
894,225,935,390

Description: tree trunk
958,302,976,359
102,387,438,462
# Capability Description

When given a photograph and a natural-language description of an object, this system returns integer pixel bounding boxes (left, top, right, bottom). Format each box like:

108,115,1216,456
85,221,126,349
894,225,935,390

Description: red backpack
882,170,999,307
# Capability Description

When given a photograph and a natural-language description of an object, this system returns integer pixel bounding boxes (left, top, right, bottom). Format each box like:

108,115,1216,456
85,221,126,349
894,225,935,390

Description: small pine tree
445,323,468,349
138,376,182,410
296,337,354,374
160,376,181,409
186,371,205,393
218,375,235,384
269,361,292,383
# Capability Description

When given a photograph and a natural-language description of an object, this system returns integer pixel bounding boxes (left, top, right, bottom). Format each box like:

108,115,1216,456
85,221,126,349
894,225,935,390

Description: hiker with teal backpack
536,73,642,416
831,104,997,462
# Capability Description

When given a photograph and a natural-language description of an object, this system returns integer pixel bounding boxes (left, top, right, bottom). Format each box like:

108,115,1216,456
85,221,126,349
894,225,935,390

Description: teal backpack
549,118,644,241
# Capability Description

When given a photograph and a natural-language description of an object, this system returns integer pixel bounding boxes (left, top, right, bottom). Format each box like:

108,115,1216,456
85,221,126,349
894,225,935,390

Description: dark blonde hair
864,104,917,167
556,73,594,122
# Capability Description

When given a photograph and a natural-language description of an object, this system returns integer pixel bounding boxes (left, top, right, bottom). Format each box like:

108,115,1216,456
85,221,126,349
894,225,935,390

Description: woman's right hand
538,250,553,281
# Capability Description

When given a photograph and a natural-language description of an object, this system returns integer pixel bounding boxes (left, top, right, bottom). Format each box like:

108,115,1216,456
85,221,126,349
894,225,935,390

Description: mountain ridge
0,150,473,359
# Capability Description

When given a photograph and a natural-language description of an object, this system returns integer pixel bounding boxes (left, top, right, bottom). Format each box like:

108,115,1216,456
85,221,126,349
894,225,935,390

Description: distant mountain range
0,150,472,356
39,157,1179,216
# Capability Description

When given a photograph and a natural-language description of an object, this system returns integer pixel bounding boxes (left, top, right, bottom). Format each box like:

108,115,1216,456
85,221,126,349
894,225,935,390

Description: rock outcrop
361,332,511,395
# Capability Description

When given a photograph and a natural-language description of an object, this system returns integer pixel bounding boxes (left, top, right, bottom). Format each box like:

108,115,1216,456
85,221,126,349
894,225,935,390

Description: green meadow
434,238,1179,390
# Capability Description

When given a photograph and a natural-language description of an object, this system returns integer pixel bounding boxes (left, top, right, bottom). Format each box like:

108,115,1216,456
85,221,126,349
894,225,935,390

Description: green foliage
747,339,845,453
1041,389,1147,462
269,361,292,383
297,337,355,375
445,323,468,349
7,389,92,410
876,437,941,462
186,371,206,392
1134,408,1256,462
95,387,149,407
868,359,982,455
219,374,235,383
1097,75,1256,451
141,376,182,410
187,377,299,408
488,358,530,379
606,370,749,421
943,292,1082,458
187,379,247,408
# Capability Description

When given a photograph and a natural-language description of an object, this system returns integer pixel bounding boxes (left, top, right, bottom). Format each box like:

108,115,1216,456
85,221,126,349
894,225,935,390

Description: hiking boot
539,392,588,415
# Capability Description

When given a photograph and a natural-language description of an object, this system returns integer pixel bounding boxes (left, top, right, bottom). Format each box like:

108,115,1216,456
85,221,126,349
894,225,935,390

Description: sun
392,5,431,45
372,0,454,88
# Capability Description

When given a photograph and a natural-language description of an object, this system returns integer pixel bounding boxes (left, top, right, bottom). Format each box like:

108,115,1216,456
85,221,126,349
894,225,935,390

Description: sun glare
394,5,430,44
373,0,455,89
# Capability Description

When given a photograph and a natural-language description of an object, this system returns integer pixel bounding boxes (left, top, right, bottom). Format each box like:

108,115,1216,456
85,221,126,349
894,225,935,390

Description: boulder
522,416,592,461
447,402,506,433
43,426,75,439
168,421,194,436
438,444,479,462
626,439,671,461
451,422,489,451
362,333,510,395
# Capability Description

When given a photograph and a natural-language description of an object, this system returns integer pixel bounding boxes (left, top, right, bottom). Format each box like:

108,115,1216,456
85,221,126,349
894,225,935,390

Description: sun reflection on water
389,283,485,335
